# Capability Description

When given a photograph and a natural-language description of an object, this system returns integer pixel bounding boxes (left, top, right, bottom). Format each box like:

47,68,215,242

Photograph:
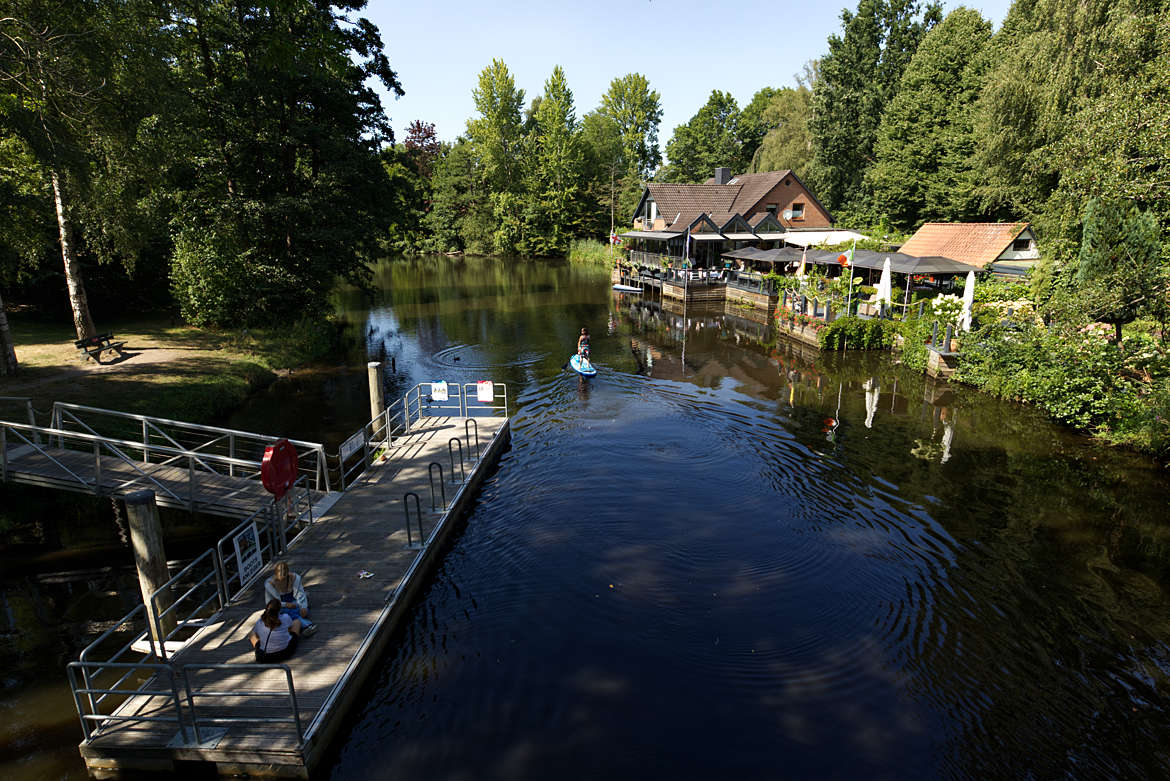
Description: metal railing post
93,441,101,495
403,492,423,548
183,673,203,745
168,668,190,745
448,438,465,484
65,665,91,741
229,434,235,477
283,666,304,743
188,455,196,509
464,419,480,461
428,462,446,513
142,419,148,463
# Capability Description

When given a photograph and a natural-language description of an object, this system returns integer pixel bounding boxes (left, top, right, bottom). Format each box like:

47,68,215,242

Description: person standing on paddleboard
577,328,590,362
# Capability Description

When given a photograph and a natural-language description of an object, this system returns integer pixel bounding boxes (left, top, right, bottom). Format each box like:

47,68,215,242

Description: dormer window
790,202,805,220
1012,238,1031,251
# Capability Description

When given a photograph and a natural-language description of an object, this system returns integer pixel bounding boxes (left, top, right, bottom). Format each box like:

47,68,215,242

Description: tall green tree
527,66,584,253
663,90,741,183
1072,199,1164,342
1041,8,1170,256
866,7,992,229
737,87,780,172
467,59,525,195
973,0,1130,226
807,0,941,212
166,0,402,327
748,86,813,176
599,73,663,180
0,2,114,338
580,110,625,233
423,138,491,254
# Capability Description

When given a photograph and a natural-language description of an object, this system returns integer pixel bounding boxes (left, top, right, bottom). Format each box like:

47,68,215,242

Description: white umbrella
959,270,975,332
876,258,893,306
863,378,880,429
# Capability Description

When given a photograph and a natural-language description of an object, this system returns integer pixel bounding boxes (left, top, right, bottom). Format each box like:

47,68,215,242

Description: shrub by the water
957,321,1170,455
568,239,621,264
818,316,896,350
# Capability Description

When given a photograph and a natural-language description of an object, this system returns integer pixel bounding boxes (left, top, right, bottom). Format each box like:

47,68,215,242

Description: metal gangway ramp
0,398,330,518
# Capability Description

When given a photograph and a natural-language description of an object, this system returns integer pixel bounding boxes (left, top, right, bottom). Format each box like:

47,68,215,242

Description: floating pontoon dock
56,382,511,778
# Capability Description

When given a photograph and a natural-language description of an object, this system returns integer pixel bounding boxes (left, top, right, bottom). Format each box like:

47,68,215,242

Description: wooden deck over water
79,415,510,778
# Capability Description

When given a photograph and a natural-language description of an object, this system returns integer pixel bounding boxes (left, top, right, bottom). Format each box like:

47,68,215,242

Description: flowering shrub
929,293,964,326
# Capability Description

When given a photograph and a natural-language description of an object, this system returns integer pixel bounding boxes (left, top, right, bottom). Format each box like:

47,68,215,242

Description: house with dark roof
898,222,1041,276
622,168,834,268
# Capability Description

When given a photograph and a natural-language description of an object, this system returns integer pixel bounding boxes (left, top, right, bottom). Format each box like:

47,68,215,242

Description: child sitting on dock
265,561,317,636
249,599,303,663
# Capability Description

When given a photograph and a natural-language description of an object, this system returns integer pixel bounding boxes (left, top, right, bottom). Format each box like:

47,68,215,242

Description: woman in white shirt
249,599,302,663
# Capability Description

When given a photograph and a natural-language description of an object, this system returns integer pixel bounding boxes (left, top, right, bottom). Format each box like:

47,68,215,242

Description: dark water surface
4,256,1170,779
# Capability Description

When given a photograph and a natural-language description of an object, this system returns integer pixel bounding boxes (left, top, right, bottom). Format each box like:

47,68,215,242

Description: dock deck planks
77,416,510,778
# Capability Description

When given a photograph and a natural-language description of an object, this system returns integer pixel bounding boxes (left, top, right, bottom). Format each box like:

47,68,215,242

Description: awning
754,232,787,240
722,232,758,241
796,249,987,275
780,229,870,247
690,233,727,241
619,231,682,241
722,247,805,264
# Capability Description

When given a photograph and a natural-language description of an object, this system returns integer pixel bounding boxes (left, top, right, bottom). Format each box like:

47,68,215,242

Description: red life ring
261,439,299,500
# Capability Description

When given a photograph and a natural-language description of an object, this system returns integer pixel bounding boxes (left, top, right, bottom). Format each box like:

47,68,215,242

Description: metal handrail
182,664,305,745
50,402,331,491
149,548,226,662
460,383,509,417
66,661,187,743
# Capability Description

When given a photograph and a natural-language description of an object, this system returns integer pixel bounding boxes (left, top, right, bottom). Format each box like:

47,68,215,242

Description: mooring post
368,361,385,437
125,490,175,652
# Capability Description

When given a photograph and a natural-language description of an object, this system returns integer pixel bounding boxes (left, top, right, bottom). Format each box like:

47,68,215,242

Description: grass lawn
0,315,321,425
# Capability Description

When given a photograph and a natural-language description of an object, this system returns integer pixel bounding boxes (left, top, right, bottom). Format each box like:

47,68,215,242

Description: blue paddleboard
569,354,597,377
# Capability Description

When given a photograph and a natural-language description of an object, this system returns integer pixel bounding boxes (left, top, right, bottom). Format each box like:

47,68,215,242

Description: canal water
3,256,1170,779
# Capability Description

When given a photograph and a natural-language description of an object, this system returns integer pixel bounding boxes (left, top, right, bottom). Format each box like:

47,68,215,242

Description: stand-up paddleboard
569,354,597,376
612,284,642,293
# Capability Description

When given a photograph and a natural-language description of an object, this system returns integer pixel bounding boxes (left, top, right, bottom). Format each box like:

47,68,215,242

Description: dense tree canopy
866,8,992,229
807,0,941,213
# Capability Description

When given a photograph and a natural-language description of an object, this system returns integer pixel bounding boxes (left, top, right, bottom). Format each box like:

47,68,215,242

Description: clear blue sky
363,0,1014,154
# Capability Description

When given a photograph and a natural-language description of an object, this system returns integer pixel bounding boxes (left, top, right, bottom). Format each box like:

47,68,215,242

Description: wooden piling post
368,361,385,424
125,490,175,651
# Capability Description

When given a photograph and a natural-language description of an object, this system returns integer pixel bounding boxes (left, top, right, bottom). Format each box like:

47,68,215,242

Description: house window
790,202,805,220
1012,238,1031,251
765,204,778,217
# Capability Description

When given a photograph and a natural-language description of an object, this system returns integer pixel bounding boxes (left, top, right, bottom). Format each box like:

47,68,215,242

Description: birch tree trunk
51,169,96,340
0,287,17,376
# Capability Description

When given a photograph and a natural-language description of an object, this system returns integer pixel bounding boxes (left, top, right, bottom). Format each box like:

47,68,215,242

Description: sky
363,0,1015,153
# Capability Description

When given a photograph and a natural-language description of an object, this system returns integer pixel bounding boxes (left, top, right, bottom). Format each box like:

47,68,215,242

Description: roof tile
899,222,1029,267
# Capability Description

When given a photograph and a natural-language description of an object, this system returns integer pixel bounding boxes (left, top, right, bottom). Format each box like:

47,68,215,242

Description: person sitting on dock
577,328,591,360
265,561,317,636
249,598,303,663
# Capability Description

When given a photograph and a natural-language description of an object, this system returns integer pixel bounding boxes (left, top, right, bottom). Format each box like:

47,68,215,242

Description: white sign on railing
339,430,366,462
233,522,263,585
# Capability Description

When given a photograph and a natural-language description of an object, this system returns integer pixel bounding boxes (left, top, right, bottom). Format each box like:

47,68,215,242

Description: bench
74,332,126,364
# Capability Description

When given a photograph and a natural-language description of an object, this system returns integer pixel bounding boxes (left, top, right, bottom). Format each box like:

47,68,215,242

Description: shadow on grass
1,356,275,424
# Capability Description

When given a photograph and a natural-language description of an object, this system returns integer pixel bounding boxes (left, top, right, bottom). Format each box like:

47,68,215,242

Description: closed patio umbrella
960,270,975,331
876,258,893,306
